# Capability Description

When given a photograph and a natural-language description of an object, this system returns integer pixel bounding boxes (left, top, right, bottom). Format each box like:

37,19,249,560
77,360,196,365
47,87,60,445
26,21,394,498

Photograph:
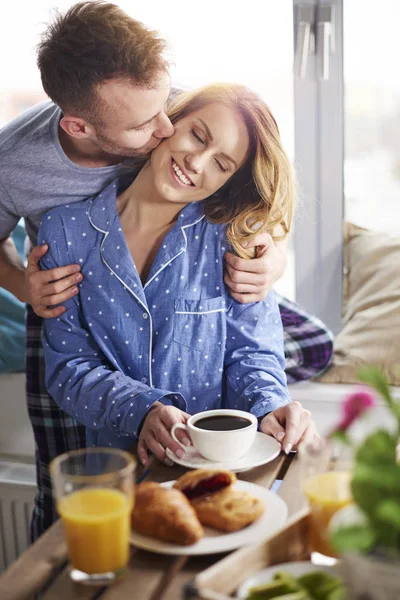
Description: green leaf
376,500,400,530
350,432,400,537
355,430,397,466
352,463,400,516
357,367,392,408
330,524,376,554
357,367,400,424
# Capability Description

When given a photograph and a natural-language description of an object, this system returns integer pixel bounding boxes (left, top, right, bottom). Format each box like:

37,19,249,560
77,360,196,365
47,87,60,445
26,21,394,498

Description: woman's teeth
172,160,192,186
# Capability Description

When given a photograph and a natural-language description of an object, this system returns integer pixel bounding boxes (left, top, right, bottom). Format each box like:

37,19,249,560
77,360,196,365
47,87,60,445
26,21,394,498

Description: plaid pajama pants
26,297,333,541
26,306,86,541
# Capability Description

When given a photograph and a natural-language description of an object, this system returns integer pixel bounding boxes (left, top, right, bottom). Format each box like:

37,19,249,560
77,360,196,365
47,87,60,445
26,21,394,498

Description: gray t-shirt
0,101,127,246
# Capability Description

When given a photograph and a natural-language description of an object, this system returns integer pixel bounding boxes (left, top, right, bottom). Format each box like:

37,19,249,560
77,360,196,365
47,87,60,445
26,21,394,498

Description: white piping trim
144,214,206,289
175,308,226,315
88,210,154,388
87,201,107,234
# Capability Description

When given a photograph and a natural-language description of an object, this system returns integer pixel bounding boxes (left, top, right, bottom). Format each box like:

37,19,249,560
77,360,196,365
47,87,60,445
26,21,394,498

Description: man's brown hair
37,1,168,118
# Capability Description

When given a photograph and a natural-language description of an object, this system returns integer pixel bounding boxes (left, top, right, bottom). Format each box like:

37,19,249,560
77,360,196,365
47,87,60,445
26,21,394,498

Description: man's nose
153,112,174,139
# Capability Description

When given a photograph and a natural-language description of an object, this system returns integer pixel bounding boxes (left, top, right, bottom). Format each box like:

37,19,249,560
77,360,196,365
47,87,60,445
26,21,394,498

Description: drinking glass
51,448,135,585
298,438,353,558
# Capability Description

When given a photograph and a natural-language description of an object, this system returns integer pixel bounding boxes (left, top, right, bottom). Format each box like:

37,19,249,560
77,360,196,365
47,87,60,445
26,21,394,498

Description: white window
344,0,400,235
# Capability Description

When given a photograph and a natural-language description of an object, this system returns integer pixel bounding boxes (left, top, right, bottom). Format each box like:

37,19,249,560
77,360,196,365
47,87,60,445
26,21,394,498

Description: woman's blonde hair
167,83,295,259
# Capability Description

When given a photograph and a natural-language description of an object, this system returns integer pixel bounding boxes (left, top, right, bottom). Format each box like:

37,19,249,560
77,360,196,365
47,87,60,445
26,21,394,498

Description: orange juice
58,488,133,574
303,471,352,557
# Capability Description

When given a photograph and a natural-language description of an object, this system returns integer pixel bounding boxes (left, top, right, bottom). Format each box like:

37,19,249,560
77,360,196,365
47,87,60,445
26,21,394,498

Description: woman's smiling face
150,102,250,204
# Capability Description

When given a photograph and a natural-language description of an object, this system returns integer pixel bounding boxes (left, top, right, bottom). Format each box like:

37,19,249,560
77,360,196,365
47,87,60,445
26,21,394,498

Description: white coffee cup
171,409,257,462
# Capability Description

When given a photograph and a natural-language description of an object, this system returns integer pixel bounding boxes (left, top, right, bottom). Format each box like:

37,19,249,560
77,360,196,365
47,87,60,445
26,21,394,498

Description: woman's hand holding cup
138,402,191,467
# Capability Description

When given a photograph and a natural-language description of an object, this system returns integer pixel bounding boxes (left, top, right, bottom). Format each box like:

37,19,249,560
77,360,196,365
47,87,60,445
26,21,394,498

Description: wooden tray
184,508,312,600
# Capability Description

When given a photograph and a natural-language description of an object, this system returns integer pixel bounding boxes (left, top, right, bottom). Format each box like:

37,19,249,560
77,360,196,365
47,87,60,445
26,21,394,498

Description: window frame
293,0,344,334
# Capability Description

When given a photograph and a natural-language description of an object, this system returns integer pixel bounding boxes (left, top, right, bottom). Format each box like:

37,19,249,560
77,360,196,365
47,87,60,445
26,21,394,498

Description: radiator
0,460,36,572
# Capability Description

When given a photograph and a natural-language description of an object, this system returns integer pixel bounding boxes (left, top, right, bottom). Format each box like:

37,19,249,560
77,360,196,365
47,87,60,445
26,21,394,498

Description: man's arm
224,233,289,304
0,180,27,300
0,236,83,317
0,237,26,301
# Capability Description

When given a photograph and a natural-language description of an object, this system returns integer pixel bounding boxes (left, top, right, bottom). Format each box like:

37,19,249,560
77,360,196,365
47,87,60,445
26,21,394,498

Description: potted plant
329,367,400,600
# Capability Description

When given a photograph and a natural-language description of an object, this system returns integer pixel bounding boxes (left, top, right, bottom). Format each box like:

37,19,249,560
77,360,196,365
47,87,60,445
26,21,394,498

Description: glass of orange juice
299,438,353,557
303,470,353,557
51,448,135,585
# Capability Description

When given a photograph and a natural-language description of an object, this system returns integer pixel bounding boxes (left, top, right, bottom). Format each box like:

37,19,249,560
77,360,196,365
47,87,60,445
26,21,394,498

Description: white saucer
165,431,281,473
131,480,288,555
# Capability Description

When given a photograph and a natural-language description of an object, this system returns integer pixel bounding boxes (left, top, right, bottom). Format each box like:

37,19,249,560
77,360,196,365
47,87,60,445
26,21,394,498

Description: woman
39,83,317,466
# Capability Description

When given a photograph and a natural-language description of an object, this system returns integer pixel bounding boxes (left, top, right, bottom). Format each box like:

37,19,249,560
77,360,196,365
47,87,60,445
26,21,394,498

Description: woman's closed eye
191,129,229,173
191,128,205,145
215,159,229,173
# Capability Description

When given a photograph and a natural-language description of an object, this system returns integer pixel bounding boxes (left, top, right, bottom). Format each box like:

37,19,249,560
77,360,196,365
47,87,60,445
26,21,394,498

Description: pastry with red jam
173,469,236,500
173,469,265,532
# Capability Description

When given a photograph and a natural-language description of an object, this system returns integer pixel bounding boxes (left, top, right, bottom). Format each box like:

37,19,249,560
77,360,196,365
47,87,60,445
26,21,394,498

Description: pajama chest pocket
173,297,227,353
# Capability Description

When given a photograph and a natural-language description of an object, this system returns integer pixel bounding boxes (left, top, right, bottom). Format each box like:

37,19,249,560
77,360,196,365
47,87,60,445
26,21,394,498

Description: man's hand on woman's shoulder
26,244,83,318
224,232,288,304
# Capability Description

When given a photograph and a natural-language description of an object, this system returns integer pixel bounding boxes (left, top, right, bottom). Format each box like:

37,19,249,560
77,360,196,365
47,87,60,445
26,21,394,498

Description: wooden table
0,452,308,600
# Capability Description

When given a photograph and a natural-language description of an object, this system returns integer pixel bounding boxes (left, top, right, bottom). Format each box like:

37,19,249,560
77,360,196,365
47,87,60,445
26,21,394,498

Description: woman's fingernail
165,458,174,467
182,438,191,446
175,449,185,459
284,443,293,454
277,432,285,442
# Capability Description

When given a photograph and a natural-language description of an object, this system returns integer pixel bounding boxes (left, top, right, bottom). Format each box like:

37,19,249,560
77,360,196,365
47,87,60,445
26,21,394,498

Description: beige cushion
317,222,400,385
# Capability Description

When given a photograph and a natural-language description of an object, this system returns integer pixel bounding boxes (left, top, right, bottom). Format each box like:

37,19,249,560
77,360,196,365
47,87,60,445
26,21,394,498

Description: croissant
191,487,266,532
131,482,204,545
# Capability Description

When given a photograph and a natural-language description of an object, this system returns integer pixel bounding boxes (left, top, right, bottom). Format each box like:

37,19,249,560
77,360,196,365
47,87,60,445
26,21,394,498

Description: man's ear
59,115,94,139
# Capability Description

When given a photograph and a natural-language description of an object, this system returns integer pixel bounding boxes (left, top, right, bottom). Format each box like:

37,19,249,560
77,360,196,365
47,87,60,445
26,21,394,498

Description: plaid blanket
26,297,333,540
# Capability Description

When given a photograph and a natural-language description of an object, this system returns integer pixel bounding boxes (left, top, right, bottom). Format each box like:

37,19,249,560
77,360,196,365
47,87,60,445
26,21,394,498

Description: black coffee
194,415,252,431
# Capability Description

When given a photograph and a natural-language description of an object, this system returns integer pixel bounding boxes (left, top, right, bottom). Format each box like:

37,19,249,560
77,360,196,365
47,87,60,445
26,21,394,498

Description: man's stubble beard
93,129,160,160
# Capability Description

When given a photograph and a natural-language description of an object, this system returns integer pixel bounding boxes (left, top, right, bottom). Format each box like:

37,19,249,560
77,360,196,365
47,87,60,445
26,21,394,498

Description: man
0,2,331,540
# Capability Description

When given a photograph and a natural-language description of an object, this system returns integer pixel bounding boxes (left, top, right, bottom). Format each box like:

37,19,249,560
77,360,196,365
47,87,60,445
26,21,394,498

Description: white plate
130,480,288,556
236,561,339,599
165,432,281,473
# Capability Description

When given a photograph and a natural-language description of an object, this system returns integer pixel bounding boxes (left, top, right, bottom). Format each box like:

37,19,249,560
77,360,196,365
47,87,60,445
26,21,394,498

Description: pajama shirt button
142,313,148,319
141,377,147,384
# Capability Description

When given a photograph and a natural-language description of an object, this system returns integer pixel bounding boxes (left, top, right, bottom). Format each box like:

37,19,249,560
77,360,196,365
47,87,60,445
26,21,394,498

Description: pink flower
337,388,376,432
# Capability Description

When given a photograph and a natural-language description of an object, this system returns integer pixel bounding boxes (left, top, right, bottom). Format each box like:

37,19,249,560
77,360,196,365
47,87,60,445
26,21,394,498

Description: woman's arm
224,294,318,450
42,301,185,437
223,290,291,417
39,218,186,438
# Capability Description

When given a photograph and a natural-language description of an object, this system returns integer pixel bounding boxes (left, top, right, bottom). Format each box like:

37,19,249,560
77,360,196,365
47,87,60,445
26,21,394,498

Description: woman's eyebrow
197,118,237,169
